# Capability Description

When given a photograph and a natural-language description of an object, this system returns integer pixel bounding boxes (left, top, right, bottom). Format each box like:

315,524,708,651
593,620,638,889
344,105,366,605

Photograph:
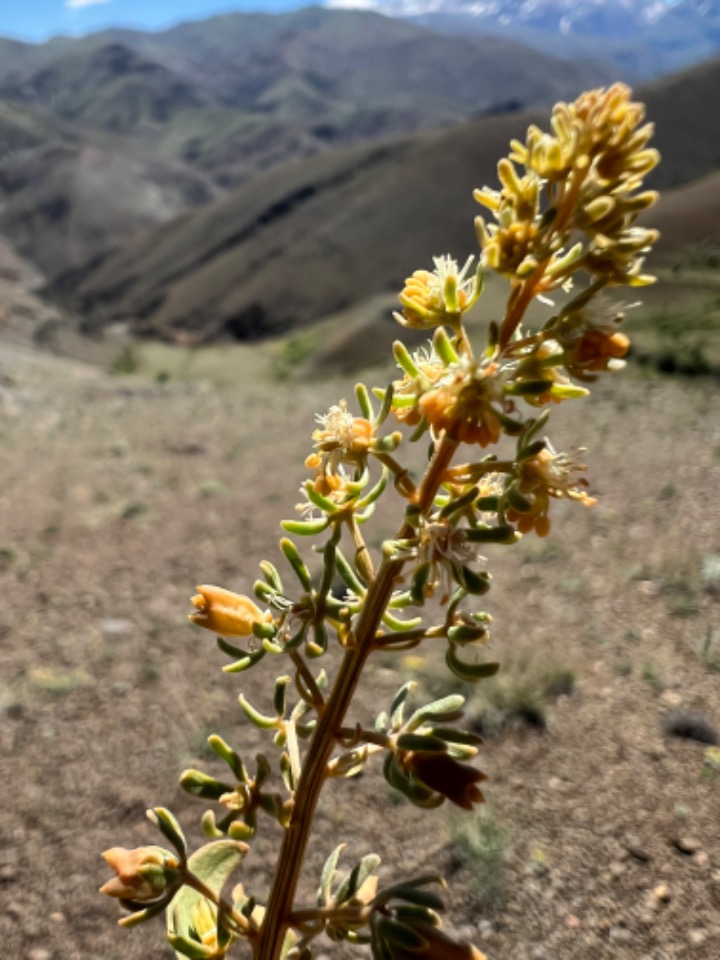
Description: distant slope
50,56,720,341
0,143,217,280
0,43,215,133
650,171,720,258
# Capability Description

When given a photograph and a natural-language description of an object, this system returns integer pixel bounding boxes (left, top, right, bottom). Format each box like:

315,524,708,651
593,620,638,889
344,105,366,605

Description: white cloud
65,0,111,10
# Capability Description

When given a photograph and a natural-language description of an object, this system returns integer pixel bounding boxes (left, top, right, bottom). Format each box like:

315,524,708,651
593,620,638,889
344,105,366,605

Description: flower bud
100,846,180,902
189,585,272,638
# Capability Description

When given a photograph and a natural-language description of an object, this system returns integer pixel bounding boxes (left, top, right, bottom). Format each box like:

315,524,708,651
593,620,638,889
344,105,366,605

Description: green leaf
390,681,415,729
433,325,459,366
303,482,340,514
355,382,375,421
273,676,291,716
319,844,346,907
521,409,550,446
395,733,448,753
393,341,421,379
356,468,389,510
335,547,366,597
405,695,465,731
148,808,187,859
217,637,266,672
208,735,245,782
376,382,395,426
505,484,533,513
308,620,328,658
382,610,423,632
447,622,489,645
259,560,283,592
464,525,518,544
408,416,429,443
118,897,172,928
167,934,213,959
281,517,330,537
280,538,313,590
334,853,381,905
179,770,234,801
517,439,546,462
503,379,553,397
438,486,479,519
454,565,491,596
167,840,249,960
410,563,430,605
446,647,500,683
429,726,483,747
238,695,278,729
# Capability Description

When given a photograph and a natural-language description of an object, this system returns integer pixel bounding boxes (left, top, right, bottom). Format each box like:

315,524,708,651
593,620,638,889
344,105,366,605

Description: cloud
65,0,110,9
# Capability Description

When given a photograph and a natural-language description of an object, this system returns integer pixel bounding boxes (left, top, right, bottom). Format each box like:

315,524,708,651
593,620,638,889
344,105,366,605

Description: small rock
49,912,65,923
0,864,17,883
101,618,133,638
653,883,671,903
28,950,51,960
623,834,651,862
693,851,709,867
478,920,493,936
688,929,707,947
609,861,626,879
608,925,634,944
111,682,130,697
660,690,683,708
674,836,702,856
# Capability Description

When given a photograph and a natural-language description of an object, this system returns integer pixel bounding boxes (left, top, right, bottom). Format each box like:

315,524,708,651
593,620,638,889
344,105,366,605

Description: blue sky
0,1,310,43
0,0,682,44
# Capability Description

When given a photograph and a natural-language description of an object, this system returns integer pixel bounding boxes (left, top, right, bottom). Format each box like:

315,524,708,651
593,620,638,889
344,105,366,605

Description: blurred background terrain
0,3,719,959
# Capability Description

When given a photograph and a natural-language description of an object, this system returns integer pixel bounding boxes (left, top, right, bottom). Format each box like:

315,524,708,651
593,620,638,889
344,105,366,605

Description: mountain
0,43,215,134
0,9,617,185
45,55,720,343
0,7,620,281
375,0,720,77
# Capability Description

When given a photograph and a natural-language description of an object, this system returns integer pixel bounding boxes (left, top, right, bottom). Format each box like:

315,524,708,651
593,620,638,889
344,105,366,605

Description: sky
0,0,681,44
0,1,309,43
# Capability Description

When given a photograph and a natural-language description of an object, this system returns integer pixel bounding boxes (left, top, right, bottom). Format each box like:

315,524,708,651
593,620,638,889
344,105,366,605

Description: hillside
0,9,616,190
48,55,720,342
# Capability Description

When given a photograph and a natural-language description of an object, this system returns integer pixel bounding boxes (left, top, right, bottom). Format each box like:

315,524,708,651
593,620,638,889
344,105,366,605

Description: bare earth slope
0,343,717,960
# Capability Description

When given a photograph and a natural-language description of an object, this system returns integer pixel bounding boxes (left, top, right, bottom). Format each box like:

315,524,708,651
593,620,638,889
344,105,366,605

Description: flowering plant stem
257,436,458,960
100,85,660,960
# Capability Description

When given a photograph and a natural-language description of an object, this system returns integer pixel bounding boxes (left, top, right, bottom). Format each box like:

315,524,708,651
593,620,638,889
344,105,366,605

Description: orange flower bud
100,846,179,902
189,585,272,638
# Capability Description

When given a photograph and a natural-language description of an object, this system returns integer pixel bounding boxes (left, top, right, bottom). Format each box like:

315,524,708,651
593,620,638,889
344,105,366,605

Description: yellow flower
419,358,506,446
189,586,272,638
507,445,595,537
397,255,480,328
100,846,179,902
